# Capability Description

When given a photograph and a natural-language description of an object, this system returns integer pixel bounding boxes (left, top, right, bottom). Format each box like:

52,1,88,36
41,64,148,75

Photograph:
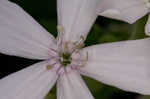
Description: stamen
64,41,70,51
46,63,56,70
71,35,85,53
75,35,85,45
57,25,65,35
56,25,66,53
80,35,85,41
56,25,65,43
75,43,84,50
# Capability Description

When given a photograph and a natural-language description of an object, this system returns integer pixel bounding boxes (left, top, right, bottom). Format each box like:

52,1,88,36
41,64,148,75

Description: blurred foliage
143,96,150,99
4,0,149,99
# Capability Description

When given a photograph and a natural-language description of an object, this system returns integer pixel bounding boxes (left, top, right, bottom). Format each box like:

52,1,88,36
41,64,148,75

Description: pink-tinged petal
0,0,56,59
0,61,58,99
97,0,149,24
80,38,150,95
57,0,100,42
145,14,150,36
57,70,94,99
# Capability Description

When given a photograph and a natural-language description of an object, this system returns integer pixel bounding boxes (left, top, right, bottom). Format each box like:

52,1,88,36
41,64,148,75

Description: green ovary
60,53,72,66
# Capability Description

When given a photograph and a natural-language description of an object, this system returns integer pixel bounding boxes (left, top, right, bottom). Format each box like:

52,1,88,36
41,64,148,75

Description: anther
46,63,56,70
71,35,85,53
75,43,84,49
64,41,70,50
57,25,65,34
56,25,65,41
80,35,85,41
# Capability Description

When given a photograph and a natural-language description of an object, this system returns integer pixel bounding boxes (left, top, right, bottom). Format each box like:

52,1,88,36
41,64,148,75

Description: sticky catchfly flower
0,0,150,99
97,0,150,36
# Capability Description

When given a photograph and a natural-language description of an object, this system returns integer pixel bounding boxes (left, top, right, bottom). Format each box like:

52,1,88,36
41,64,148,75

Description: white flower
0,0,150,99
97,0,150,36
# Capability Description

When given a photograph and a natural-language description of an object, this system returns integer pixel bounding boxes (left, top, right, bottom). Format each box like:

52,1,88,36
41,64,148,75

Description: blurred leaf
45,93,56,99
141,96,150,99
82,76,104,93
129,15,148,40
40,19,57,37
85,24,103,46
44,84,56,99
98,34,119,43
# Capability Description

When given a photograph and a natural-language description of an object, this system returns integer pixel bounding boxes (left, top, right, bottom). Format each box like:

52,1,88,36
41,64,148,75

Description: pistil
60,52,72,66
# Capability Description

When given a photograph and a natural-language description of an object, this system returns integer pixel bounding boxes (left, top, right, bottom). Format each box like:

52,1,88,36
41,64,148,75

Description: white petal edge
57,70,94,99
0,0,56,59
79,38,150,95
57,0,100,42
97,0,149,24
0,61,58,99
145,14,150,36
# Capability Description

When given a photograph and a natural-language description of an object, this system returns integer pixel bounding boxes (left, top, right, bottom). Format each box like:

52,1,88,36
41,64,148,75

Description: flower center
46,47,88,75
46,25,88,75
60,52,72,66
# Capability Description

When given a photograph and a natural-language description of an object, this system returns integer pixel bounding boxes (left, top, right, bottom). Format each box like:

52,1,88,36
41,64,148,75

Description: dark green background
0,0,149,99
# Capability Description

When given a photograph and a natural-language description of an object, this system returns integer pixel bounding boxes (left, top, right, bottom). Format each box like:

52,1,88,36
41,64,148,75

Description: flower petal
0,0,56,59
79,38,150,95
0,61,58,99
57,0,99,42
97,0,148,24
57,70,94,99
145,14,150,36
